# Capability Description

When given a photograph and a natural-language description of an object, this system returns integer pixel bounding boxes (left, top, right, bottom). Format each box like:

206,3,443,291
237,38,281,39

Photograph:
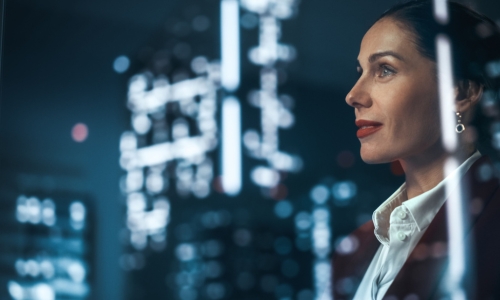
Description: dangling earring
455,111,465,133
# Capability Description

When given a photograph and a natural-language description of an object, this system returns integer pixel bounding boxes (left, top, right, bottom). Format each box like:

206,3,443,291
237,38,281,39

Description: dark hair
377,0,500,157
378,0,500,89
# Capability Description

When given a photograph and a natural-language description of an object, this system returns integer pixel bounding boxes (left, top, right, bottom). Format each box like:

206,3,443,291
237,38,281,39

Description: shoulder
465,155,500,298
465,155,500,224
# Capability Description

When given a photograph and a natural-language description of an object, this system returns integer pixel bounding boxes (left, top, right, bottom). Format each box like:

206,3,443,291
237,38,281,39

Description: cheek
407,83,440,124
365,81,440,156
386,76,438,119
389,85,441,146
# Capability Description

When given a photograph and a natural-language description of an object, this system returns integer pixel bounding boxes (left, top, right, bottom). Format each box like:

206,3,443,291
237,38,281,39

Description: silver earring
455,112,465,133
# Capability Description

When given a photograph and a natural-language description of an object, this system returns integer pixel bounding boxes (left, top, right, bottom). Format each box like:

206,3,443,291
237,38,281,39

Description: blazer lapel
383,199,449,299
384,155,500,299
333,221,380,299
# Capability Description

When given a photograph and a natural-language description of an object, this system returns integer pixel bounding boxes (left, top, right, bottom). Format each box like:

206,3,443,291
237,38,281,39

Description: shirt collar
373,150,482,244
372,184,407,245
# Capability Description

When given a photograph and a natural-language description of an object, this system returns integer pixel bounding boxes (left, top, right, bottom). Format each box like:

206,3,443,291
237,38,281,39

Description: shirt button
397,231,407,241
398,211,407,220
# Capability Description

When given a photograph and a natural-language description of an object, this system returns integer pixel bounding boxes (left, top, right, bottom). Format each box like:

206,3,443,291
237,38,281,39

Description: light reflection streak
437,35,458,153
433,0,449,24
443,158,467,300
220,0,242,195
433,1,470,299
221,0,240,92
222,96,242,195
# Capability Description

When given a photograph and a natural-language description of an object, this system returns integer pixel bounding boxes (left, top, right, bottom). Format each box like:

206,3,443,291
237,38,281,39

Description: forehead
358,18,418,61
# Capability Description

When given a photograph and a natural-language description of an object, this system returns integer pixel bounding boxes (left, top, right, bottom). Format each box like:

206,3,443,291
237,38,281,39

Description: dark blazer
332,156,500,300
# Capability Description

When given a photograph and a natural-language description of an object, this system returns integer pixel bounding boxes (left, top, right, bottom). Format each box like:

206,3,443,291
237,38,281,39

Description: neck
400,142,474,200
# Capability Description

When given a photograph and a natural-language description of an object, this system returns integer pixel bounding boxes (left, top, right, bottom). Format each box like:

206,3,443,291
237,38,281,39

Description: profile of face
346,18,442,164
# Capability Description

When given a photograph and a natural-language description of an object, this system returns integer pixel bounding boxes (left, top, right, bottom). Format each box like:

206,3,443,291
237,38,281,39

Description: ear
454,80,483,113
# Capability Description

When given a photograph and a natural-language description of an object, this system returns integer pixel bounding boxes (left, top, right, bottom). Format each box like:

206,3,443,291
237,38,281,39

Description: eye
379,65,396,77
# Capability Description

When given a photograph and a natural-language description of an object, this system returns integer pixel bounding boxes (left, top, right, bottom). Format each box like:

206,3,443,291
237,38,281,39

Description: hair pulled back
378,0,500,89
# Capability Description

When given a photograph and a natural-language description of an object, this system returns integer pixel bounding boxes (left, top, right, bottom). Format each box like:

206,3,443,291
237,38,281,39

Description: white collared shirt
353,151,481,300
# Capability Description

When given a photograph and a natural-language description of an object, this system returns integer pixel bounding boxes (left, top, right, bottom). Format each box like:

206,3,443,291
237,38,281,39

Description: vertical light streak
222,96,242,196
220,0,242,196
444,158,467,300
437,35,458,153
221,0,240,92
434,1,470,299
433,0,449,24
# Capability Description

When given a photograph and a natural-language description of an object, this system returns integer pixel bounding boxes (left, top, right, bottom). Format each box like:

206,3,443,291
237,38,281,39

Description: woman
333,1,500,299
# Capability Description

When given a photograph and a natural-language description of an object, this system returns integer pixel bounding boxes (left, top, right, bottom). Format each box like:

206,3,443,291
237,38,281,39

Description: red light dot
270,184,288,200
72,123,88,142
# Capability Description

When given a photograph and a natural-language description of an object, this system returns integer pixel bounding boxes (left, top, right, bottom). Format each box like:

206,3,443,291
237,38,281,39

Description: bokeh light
274,200,294,218
113,55,130,73
71,123,88,142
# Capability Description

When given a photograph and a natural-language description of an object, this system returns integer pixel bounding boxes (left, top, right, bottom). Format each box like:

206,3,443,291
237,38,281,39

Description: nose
345,78,372,109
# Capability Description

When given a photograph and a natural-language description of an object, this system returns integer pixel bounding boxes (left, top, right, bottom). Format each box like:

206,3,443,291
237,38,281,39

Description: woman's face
346,18,442,164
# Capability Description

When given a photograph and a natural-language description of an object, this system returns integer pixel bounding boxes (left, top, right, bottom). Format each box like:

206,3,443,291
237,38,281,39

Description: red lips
355,119,383,138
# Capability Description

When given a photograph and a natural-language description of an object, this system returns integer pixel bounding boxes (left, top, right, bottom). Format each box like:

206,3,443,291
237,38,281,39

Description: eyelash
356,64,396,78
379,65,396,77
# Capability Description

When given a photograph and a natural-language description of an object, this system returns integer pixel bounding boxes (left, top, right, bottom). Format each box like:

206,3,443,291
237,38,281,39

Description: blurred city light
310,185,329,205
71,123,88,142
274,200,293,218
241,0,302,190
8,194,91,299
113,55,131,74
331,181,357,204
309,182,332,300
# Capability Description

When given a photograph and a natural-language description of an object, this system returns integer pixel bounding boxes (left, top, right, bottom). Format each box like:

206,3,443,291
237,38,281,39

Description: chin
360,146,393,164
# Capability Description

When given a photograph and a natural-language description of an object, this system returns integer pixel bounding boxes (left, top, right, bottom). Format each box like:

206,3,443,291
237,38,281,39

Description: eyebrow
368,51,406,63
356,51,406,68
